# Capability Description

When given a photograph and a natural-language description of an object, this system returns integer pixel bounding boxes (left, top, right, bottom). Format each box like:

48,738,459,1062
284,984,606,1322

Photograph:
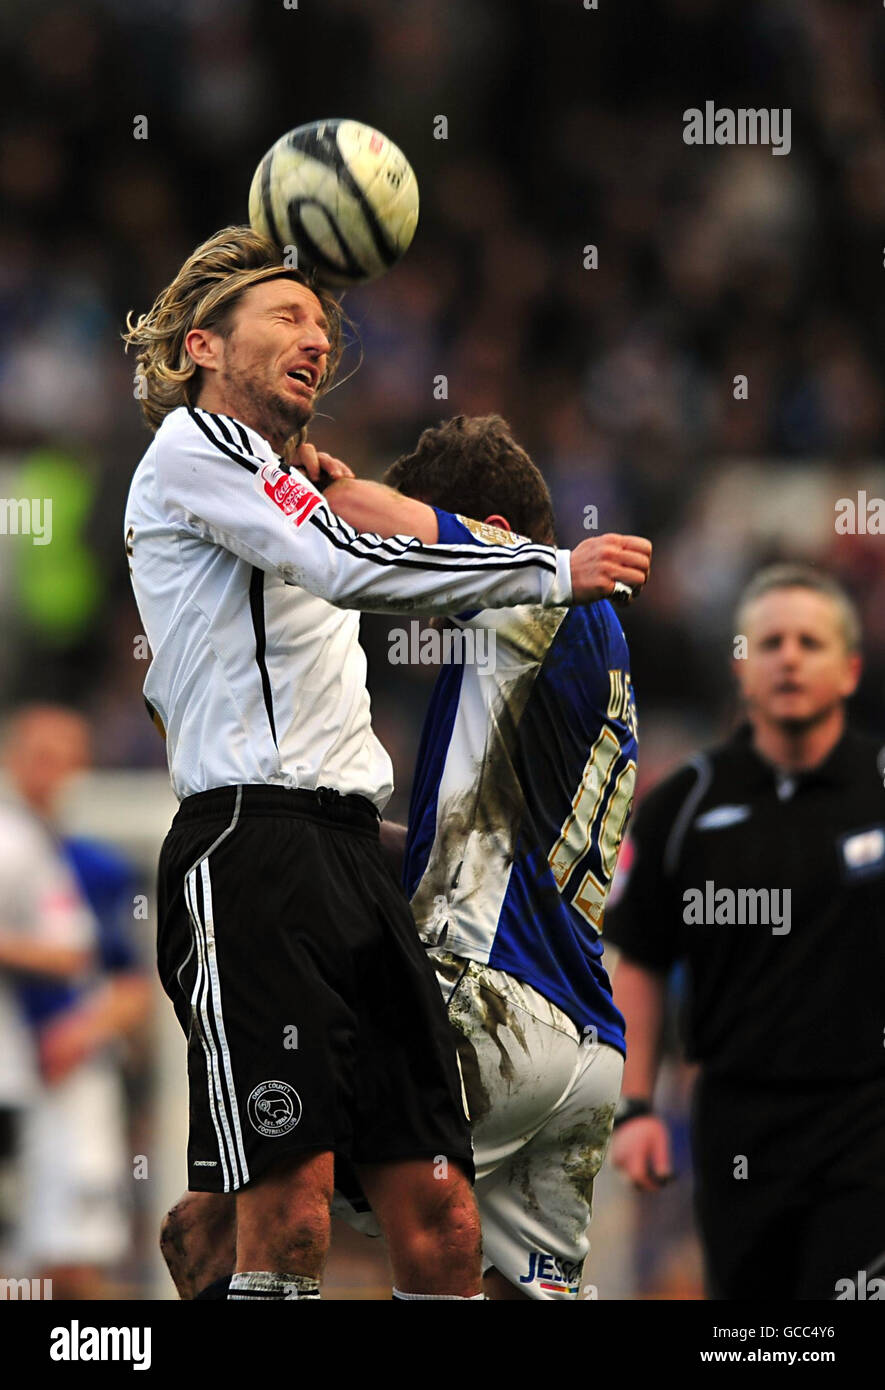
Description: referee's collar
728,721,868,790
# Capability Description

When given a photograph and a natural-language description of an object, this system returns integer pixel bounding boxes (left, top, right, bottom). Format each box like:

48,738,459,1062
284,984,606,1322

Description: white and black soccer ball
248,118,419,287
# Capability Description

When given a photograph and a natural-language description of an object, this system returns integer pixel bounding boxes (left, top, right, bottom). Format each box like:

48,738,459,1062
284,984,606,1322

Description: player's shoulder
156,406,274,475
479,596,626,674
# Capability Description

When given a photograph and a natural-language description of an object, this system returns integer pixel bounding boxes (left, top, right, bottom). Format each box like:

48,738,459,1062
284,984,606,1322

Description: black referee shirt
606,724,885,1083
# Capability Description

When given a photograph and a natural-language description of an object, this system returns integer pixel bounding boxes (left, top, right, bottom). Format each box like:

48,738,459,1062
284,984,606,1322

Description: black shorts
157,784,473,1194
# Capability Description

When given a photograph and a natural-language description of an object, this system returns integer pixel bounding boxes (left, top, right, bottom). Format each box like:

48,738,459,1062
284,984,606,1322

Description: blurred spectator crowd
2,0,883,1301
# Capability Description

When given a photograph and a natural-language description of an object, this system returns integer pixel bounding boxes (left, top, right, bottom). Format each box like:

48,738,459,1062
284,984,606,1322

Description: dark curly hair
384,414,556,545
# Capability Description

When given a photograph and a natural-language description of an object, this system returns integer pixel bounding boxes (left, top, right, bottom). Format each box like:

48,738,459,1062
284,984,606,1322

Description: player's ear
185,327,224,371
484,513,512,531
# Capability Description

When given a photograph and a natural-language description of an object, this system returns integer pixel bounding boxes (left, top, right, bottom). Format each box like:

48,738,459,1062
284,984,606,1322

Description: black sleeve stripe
320,503,557,561
209,412,257,461
231,420,253,452
205,412,270,471
209,413,236,446
192,409,274,476
202,411,271,471
308,508,557,575
311,508,557,572
188,407,259,474
315,513,435,559
314,504,558,571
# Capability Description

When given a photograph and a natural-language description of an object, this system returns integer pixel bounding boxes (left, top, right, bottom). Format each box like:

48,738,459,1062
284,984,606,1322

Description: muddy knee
161,1191,235,1299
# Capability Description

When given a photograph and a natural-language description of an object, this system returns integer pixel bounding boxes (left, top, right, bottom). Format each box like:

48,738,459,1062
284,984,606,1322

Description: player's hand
293,443,354,487
610,1114,673,1192
569,534,652,605
316,450,354,484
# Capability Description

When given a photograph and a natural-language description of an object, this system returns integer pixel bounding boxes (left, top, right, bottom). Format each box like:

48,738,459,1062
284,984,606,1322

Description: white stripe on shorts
199,856,249,1185
182,788,248,1191
186,868,234,1191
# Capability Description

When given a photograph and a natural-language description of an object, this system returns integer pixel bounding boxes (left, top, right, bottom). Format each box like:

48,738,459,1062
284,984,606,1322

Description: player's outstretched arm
320,456,652,605
156,413,647,617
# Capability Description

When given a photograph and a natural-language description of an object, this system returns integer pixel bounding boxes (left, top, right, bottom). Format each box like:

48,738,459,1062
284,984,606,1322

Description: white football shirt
124,406,573,807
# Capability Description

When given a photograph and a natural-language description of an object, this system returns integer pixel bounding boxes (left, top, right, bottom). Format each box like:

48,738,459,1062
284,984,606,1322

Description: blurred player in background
0,707,97,1266
1,707,150,1297
7,706,152,1299
124,227,646,1301
606,566,885,1300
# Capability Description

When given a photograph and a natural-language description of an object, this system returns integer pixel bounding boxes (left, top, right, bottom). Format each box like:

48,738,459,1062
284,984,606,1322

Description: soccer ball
248,118,419,288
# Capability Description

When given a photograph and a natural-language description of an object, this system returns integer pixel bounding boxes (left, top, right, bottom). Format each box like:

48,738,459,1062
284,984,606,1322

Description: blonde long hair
123,226,345,436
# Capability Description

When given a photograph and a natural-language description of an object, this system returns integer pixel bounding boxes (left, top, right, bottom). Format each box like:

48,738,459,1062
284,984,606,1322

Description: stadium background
1,0,883,1297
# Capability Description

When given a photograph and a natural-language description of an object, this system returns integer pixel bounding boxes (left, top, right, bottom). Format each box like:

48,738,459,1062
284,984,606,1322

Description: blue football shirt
404,511,637,1054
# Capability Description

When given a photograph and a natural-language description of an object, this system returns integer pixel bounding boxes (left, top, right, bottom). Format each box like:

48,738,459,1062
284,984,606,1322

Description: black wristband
613,1097,653,1129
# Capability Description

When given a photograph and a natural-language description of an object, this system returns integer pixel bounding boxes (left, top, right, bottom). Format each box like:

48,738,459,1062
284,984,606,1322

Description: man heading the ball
124,227,651,1300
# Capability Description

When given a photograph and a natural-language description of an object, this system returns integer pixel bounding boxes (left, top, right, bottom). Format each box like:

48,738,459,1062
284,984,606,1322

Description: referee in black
606,563,885,1300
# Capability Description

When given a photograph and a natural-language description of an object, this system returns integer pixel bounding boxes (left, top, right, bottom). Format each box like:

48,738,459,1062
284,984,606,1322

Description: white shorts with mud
428,947,624,1300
